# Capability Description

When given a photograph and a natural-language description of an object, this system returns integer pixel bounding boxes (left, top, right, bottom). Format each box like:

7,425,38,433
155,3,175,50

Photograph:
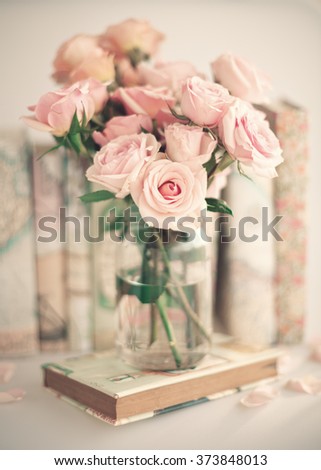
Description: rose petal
286,376,321,395
0,362,16,384
240,385,279,407
0,388,26,404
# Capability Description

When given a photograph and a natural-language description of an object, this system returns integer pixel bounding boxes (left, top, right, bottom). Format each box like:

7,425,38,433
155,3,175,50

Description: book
64,151,93,352
90,194,117,351
258,101,309,344
32,141,67,351
42,336,281,425
216,168,276,346
0,128,38,356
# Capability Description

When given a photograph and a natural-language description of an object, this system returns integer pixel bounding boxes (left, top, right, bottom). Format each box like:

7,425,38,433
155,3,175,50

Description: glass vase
115,227,213,370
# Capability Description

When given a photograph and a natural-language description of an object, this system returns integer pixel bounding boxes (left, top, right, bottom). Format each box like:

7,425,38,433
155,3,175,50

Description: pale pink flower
130,155,207,230
100,18,165,58
138,61,204,97
93,114,153,147
180,76,231,127
211,53,271,104
22,79,108,137
116,58,142,87
52,34,115,85
218,98,283,178
165,123,217,164
113,85,176,120
86,133,160,198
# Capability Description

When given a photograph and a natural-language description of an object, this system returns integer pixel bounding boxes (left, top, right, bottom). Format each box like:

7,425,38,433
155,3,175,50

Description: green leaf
127,47,149,67
117,272,168,304
131,279,167,304
168,106,189,121
215,151,234,173
206,197,233,216
203,150,217,174
237,161,253,182
69,112,82,135
80,190,115,203
36,142,65,160
67,133,86,155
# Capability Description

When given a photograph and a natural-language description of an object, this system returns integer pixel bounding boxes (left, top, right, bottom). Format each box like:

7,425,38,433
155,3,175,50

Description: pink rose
100,18,164,58
84,78,109,113
218,99,283,178
93,114,153,147
211,53,271,104
113,85,176,119
138,61,204,97
86,133,160,198
131,155,207,230
181,77,231,127
165,123,217,164
22,79,107,137
116,58,142,87
52,34,115,85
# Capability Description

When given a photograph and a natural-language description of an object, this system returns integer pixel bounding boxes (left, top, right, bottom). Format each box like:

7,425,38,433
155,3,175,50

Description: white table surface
1,346,321,450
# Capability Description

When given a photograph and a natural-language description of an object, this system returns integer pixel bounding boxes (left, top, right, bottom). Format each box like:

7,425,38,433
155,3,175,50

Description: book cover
42,336,280,425
0,128,38,356
64,152,93,352
259,101,308,344
32,142,67,351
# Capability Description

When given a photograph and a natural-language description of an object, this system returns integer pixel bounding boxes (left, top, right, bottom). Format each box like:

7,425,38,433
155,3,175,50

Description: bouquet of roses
22,19,283,368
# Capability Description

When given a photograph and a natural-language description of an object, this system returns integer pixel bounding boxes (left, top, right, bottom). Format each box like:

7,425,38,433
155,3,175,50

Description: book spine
90,193,117,351
65,152,93,352
0,129,38,356
32,144,67,351
216,170,276,346
271,106,308,343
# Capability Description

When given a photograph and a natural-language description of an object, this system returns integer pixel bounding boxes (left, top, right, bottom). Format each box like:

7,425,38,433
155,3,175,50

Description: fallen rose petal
0,362,16,384
240,386,279,407
0,388,26,404
286,376,321,395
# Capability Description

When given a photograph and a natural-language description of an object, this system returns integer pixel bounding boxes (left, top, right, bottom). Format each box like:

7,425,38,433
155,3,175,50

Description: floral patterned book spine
65,153,93,352
0,129,38,356
216,170,276,346
263,102,309,343
32,143,67,351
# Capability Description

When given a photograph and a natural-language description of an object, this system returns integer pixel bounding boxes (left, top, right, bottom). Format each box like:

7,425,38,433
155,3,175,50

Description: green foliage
206,197,233,216
80,189,115,203
168,106,189,121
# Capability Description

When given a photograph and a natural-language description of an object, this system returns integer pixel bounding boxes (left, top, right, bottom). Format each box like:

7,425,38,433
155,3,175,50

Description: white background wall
1,0,320,340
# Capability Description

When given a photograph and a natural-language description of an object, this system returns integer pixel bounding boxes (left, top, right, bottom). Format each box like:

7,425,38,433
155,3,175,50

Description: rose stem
165,286,211,343
155,297,182,368
156,235,212,344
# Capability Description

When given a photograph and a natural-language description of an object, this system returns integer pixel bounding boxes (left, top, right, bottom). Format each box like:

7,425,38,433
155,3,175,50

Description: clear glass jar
115,227,213,370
